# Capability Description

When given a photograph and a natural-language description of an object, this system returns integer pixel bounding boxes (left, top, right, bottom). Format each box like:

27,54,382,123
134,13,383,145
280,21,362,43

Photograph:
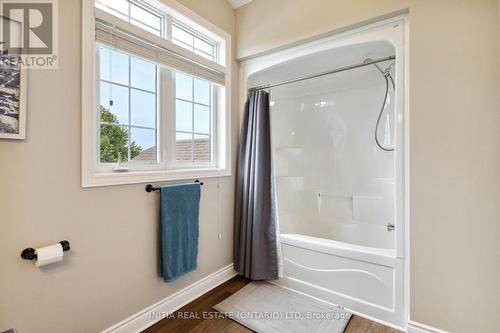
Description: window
95,0,221,64
172,23,216,61
98,46,158,165
95,0,163,36
97,46,216,171
175,73,213,163
83,0,231,186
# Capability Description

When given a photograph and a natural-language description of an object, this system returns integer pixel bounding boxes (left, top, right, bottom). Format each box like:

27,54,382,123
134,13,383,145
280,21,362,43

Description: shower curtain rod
248,55,396,93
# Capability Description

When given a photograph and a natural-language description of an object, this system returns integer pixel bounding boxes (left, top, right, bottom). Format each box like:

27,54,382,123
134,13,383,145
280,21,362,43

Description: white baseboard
100,264,237,333
407,320,451,333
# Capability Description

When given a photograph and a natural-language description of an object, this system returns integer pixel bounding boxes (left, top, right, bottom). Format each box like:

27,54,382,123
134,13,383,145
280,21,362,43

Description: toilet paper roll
35,243,64,267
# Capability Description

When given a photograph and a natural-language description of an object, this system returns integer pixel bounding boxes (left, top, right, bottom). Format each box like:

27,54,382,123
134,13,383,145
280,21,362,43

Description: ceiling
226,0,253,9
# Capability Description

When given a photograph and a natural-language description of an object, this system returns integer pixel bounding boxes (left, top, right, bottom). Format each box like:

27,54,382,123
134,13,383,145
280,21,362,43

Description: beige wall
0,0,237,332
236,1,500,332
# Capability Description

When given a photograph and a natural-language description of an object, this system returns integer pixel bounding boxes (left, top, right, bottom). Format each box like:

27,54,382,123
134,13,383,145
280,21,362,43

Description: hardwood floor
143,276,401,333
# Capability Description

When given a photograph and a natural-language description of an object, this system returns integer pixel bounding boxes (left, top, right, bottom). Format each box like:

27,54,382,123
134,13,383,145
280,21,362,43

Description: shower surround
240,16,408,329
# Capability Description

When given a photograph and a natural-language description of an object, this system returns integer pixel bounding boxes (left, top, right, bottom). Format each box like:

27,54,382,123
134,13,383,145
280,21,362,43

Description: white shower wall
270,63,396,250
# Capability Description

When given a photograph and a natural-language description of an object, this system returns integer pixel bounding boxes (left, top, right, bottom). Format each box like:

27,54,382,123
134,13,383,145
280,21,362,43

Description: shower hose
374,63,395,152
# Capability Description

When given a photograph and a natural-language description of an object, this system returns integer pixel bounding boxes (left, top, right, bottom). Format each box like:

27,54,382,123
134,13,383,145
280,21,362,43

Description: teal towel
159,183,201,282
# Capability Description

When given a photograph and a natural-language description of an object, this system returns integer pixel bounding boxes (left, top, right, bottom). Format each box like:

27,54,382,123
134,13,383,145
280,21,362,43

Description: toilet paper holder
21,240,71,260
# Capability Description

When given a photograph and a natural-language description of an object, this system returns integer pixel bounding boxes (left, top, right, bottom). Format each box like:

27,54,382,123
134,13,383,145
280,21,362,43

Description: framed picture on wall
0,16,27,140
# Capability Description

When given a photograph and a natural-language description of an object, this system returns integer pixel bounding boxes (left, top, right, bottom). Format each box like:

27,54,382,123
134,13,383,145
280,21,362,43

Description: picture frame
0,15,27,140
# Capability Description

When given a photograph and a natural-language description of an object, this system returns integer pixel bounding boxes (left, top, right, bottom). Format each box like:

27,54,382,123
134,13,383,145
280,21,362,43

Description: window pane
176,132,192,161
100,124,130,163
131,19,161,36
130,127,156,161
194,78,210,105
176,100,192,132
176,72,193,101
96,4,129,21
131,57,156,92
96,1,163,37
194,104,210,135
98,45,163,168
131,89,156,128
194,134,210,162
109,49,129,86
99,81,112,109
194,49,214,61
96,0,129,16
100,48,129,86
99,47,111,81
173,39,193,52
172,24,217,62
194,37,214,57
130,3,162,31
172,25,193,48
100,82,129,125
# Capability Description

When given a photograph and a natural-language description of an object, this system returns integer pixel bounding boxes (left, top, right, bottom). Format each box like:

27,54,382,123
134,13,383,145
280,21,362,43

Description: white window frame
82,0,232,187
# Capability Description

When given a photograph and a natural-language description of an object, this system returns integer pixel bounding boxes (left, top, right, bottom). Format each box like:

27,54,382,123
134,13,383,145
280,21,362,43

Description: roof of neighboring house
132,146,156,161
132,138,210,162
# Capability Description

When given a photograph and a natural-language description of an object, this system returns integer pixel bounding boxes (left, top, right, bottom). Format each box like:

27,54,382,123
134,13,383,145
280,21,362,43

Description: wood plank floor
143,276,401,333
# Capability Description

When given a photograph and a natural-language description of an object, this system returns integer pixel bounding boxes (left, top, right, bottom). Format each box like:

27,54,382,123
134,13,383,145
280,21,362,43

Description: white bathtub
278,214,395,250
277,233,405,329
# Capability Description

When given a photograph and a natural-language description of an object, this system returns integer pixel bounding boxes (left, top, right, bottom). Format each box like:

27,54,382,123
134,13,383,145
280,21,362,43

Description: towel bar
145,179,203,192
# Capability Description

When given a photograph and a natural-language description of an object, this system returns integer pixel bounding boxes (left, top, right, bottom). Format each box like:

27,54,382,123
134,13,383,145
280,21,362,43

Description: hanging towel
159,183,201,282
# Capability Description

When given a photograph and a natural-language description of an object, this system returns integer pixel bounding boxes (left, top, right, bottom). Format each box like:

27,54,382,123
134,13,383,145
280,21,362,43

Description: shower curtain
234,90,279,280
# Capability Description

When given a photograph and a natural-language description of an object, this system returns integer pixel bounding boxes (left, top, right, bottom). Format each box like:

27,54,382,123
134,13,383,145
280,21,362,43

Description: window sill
82,167,231,187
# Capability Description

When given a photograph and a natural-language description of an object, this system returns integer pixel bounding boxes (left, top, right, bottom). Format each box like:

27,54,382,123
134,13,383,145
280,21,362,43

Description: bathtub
277,233,405,329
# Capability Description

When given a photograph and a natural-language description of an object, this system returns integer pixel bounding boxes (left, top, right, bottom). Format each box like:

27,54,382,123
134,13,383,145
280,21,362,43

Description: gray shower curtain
234,90,278,281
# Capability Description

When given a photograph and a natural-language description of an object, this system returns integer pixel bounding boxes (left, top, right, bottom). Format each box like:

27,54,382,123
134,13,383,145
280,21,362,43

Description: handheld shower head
365,57,396,152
